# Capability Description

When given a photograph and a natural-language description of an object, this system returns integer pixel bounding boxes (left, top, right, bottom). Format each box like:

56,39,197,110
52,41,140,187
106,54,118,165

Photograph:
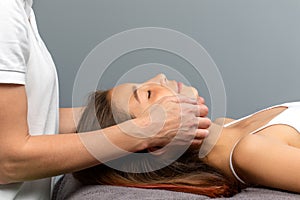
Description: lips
177,82,182,93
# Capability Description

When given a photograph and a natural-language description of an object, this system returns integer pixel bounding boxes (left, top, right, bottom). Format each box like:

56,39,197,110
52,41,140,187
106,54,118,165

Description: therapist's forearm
1,119,147,184
59,107,84,134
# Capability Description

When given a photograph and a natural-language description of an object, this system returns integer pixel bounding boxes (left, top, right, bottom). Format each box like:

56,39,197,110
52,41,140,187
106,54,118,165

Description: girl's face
109,74,199,117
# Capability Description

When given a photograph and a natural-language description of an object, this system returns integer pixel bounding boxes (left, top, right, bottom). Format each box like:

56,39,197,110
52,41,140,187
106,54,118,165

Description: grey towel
53,174,300,200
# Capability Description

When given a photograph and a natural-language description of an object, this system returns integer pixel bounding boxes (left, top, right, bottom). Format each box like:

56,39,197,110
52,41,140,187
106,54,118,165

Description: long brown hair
73,90,241,198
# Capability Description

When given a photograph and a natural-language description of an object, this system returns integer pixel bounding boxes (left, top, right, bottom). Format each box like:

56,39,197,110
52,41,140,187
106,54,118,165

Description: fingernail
197,96,205,104
203,129,209,137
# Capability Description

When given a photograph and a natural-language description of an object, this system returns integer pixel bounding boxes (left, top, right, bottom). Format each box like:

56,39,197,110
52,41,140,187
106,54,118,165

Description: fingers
183,124,210,141
191,139,204,147
159,95,209,117
192,104,209,118
197,96,205,104
198,104,209,117
190,129,209,147
197,117,211,129
195,128,209,139
178,103,209,119
162,95,198,105
172,95,207,107
145,94,211,149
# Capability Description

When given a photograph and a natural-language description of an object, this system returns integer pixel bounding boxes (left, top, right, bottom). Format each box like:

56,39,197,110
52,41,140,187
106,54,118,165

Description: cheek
129,87,176,116
129,97,144,117
134,90,172,114
151,88,175,103
131,106,143,117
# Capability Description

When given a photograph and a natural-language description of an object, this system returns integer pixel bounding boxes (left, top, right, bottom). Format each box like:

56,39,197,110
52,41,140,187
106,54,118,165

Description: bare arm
233,134,300,193
0,85,146,183
0,84,210,184
59,107,84,134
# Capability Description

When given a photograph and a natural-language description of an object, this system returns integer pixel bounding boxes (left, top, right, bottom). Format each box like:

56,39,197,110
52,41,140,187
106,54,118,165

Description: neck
198,122,224,158
200,122,243,177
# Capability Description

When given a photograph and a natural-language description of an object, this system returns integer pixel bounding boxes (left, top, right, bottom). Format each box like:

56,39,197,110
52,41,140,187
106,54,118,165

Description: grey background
33,0,300,119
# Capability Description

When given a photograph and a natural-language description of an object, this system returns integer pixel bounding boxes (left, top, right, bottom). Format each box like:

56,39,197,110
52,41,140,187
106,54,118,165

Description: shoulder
232,134,300,190
0,0,29,77
231,134,283,184
0,0,29,34
233,133,286,162
233,135,266,163
0,0,26,13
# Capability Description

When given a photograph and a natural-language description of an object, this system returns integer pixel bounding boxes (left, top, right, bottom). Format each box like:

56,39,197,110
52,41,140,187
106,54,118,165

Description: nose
147,73,168,84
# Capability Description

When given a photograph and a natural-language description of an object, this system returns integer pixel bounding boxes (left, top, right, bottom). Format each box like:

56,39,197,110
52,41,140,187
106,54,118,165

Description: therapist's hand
130,95,211,149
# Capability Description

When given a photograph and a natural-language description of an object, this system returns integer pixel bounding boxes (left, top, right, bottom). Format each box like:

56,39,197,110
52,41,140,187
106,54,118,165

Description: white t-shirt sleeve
0,0,29,85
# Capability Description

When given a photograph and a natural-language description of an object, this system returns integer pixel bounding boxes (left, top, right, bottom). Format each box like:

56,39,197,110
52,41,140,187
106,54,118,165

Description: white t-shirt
0,0,59,199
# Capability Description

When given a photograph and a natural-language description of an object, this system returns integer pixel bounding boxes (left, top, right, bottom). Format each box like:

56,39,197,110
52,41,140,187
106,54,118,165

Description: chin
181,85,198,98
191,87,199,98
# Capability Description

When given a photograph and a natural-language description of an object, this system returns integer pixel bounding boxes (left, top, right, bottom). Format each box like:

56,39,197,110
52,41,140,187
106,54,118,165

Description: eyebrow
132,86,140,103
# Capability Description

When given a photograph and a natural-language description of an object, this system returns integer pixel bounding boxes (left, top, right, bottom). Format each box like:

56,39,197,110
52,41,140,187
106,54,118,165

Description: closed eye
147,90,151,99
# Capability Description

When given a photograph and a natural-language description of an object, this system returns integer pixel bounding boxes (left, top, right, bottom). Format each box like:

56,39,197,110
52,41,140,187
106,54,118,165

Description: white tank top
224,102,300,184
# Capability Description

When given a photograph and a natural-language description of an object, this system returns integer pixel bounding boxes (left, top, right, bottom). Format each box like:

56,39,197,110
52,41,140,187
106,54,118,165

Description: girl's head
108,73,199,120
76,73,198,132
74,74,241,198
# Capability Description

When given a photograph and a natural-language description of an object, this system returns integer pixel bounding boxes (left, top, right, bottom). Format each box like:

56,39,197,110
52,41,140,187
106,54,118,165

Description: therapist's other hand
132,95,211,149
